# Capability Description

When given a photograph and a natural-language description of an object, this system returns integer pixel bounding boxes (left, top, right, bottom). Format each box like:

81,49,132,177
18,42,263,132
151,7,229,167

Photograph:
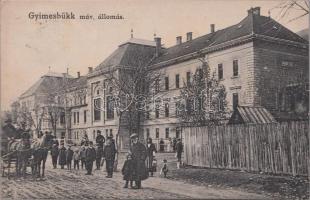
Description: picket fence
183,121,309,176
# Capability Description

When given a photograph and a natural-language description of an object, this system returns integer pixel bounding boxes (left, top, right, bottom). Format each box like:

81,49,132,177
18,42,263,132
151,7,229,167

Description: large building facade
14,7,309,151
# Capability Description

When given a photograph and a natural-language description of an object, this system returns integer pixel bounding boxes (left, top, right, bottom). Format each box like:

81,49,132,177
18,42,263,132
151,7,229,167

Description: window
155,107,159,118
60,112,65,124
165,76,169,90
175,102,180,116
218,64,223,80
110,129,113,136
176,127,181,138
73,112,76,124
233,93,239,109
165,128,169,139
218,97,224,111
233,60,238,77
84,110,87,123
156,128,159,138
146,128,150,138
77,112,79,124
155,79,160,93
94,98,101,121
186,72,191,85
165,103,169,117
175,74,180,89
145,111,150,120
106,96,114,119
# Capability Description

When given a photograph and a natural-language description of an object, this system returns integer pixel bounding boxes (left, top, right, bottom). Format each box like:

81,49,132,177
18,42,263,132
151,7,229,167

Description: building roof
91,38,156,75
67,76,87,91
297,28,309,41
228,106,277,124
151,7,308,65
20,75,66,98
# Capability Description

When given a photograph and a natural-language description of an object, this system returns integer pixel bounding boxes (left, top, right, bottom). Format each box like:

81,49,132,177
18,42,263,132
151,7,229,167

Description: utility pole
64,68,69,145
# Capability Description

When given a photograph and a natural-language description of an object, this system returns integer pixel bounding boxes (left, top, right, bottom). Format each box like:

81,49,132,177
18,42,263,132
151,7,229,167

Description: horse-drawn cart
1,147,33,179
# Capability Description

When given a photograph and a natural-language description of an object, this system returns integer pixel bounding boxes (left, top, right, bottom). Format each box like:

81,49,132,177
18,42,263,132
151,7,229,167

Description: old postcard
1,0,309,199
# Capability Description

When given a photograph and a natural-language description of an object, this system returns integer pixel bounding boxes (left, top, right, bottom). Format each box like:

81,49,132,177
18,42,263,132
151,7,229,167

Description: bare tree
45,94,64,136
177,59,230,126
270,0,309,22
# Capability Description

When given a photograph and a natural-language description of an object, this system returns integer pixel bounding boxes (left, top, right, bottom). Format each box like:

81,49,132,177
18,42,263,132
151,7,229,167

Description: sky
1,0,308,110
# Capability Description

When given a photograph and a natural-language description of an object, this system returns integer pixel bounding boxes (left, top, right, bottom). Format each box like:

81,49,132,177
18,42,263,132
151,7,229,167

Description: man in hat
130,133,148,189
85,141,96,175
51,143,59,168
96,131,105,149
176,138,183,169
66,145,74,170
95,143,103,170
103,136,116,178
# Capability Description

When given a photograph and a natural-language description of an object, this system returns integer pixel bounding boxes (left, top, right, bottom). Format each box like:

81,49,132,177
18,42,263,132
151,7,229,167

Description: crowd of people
49,131,183,190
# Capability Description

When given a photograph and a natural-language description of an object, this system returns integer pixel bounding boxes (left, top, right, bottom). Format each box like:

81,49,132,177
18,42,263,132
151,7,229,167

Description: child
152,158,157,173
80,146,86,170
160,159,168,178
73,148,81,170
122,153,134,188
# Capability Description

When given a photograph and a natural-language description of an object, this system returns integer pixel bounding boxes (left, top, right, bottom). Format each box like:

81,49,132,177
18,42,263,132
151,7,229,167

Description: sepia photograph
0,0,309,199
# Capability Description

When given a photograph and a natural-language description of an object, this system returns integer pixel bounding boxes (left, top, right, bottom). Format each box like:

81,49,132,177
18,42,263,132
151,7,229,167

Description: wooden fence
183,121,309,176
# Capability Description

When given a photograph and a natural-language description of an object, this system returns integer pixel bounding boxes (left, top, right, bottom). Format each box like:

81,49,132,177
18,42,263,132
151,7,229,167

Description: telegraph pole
64,68,69,145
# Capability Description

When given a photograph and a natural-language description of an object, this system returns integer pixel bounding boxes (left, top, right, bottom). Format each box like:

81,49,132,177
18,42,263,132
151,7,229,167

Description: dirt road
1,155,267,199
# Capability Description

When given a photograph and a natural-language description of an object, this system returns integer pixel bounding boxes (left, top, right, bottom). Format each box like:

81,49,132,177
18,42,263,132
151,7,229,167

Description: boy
103,136,116,178
160,159,168,178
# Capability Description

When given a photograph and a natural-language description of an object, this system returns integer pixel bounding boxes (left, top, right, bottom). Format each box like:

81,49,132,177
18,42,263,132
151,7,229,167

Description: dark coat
66,149,74,161
96,146,103,159
176,141,183,159
96,135,105,147
85,147,96,162
51,146,59,157
80,148,86,159
130,142,148,181
122,159,135,181
58,147,67,165
146,143,157,172
103,144,116,161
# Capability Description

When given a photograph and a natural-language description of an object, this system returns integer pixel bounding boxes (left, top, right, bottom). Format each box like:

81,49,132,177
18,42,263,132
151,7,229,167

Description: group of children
51,141,103,175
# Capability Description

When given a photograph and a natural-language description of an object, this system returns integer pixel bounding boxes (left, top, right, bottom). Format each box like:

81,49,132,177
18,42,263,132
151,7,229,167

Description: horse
31,133,54,178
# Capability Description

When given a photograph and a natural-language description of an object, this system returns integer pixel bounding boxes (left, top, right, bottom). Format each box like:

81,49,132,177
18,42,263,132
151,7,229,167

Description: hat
89,141,93,145
130,133,138,139
84,142,89,146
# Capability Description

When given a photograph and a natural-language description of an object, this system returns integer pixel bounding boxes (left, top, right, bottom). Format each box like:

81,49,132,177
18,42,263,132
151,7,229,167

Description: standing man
95,144,103,170
130,133,148,189
66,145,74,170
103,136,116,178
58,144,67,169
85,141,96,175
51,144,59,169
96,131,105,149
176,138,183,169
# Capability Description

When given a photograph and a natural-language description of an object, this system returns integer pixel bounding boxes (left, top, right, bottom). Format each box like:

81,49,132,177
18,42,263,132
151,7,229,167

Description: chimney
88,67,93,73
77,71,80,78
154,37,161,57
211,24,215,33
186,32,192,41
248,7,260,16
176,36,182,45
